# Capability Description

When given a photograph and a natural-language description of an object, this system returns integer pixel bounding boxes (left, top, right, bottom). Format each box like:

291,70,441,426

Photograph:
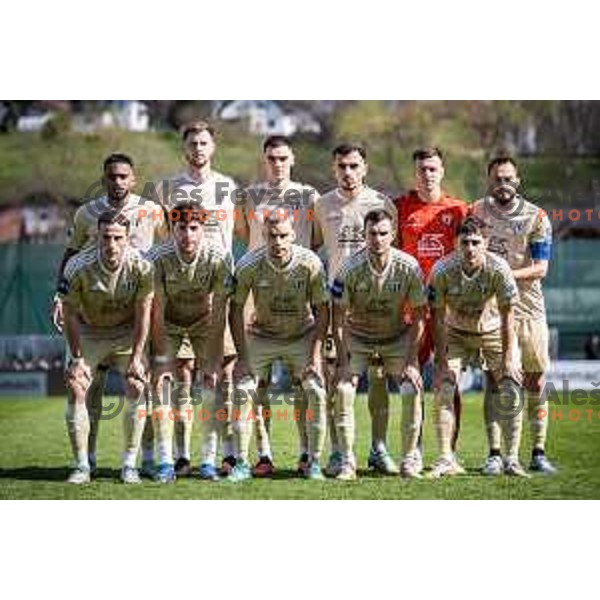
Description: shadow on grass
0,467,117,482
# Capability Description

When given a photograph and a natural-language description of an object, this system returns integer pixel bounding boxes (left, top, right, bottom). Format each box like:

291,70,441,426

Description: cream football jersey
67,194,167,253
156,170,238,254
243,181,318,251
148,239,233,328
429,251,518,333
471,196,551,321
331,247,426,340
62,246,154,331
233,244,329,339
315,187,397,283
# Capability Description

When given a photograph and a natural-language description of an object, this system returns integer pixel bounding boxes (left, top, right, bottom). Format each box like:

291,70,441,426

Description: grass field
1,392,599,499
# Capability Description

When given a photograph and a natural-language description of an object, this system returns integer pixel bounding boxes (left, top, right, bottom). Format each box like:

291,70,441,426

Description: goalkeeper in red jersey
395,147,468,460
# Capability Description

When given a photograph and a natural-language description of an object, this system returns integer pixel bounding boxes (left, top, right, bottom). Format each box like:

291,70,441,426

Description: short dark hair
169,200,204,224
332,142,367,161
181,119,216,141
487,155,518,175
103,153,134,171
457,215,488,238
364,209,394,229
263,135,292,153
412,147,444,163
98,209,130,231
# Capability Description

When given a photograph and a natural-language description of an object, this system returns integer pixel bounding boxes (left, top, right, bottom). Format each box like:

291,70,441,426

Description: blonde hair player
152,121,243,480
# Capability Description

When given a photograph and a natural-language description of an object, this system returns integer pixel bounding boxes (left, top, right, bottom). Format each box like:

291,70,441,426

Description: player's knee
399,380,418,398
523,373,543,392
436,380,456,407
65,372,89,401
125,376,145,399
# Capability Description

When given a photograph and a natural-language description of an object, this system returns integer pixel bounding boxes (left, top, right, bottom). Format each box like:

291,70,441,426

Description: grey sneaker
481,455,503,476
67,467,91,485
121,466,142,484
504,459,531,478
529,454,557,475
400,452,423,479
428,454,466,479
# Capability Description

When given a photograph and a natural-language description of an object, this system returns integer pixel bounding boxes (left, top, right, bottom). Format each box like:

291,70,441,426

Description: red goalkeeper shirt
396,190,468,279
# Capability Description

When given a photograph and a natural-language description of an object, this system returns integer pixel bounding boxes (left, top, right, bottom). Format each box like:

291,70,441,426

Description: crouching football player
428,215,527,477
228,215,329,481
331,209,426,481
61,210,154,484
148,201,233,482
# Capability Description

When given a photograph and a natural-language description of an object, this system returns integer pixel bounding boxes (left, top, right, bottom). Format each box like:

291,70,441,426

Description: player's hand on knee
303,359,324,387
202,371,218,390
501,361,522,385
433,363,455,391
335,361,352,385
126,356,146,384
51,295,64,333
402,364,423,391
233,359,252,382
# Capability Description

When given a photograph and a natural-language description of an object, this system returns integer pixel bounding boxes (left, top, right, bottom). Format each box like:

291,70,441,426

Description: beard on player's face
491,183,518,205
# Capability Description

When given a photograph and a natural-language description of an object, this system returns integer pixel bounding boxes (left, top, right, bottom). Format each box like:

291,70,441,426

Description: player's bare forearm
55,248,79,291
63,304,83,358
234,209,250,246
512,260,548,281
229,301,249,363
405,306,424,365
131,295,153,362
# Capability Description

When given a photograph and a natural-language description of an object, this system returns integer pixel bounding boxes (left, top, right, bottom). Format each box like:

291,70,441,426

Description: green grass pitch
1,392,599,499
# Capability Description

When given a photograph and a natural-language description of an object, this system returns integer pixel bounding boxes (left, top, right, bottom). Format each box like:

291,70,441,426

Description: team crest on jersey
511,220,526,234
289,278,306,291
441,213,454,227
384,282,403,293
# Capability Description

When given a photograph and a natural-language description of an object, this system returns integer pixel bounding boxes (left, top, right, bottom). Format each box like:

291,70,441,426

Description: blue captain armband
530,240,552,260
330,279,344,299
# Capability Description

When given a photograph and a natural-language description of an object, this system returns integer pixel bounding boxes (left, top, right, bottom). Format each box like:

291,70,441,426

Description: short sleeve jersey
470,196,551,321
315,187,397,283
148,239,234,328
331,247,426,340
396,190,468,280
62,246,154,331
243,181,318,251
157,170,238,254
66,194,167,253
233,244,329,339
429,251,518,333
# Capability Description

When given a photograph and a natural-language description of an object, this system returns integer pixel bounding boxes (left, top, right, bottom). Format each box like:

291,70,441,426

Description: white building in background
214,100,321,136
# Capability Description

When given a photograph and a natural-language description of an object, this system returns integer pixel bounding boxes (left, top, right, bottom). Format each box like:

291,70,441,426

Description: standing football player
395,147,468,464
238,135,319,477
228,216,329,481
62,210,154,484
428,215,526,477
154,120,242,479
331,209,426,480
314,143,398,477
53,153,166,477
471,156,556,475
